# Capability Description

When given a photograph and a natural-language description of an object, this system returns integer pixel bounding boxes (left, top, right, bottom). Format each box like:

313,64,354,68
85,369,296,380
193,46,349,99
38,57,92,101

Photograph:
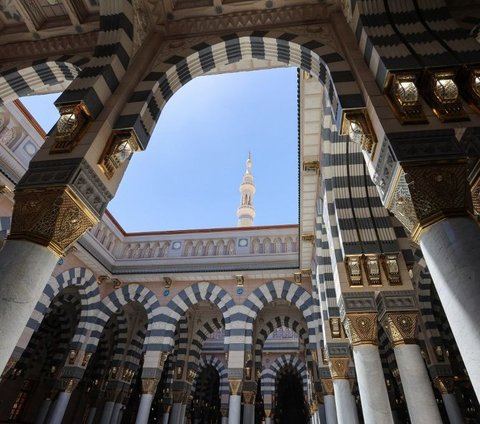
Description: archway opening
190,364,221,424
274,365,309,424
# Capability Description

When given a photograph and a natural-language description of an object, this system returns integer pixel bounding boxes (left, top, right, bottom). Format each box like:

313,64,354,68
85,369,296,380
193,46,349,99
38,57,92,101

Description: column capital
141,378,159,395
343,312,378,346
380,311,418,346
229,378,243,395
242,390,256,404
172,389,184,403
321,378,334,395
59,377,80,394
328,357,350,379
387,161,471,242
9,186,98,256
433,376,455,394
264,408,272,418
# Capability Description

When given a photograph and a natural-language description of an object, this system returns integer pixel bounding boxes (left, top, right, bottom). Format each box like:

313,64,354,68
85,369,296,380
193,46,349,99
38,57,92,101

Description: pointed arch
115,33,364,149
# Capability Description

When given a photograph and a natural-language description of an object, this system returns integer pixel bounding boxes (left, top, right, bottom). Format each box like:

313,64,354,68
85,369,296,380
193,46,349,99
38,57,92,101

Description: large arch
115,32,365,149
198,355,229,409
243,280,321,354
269,354,308,396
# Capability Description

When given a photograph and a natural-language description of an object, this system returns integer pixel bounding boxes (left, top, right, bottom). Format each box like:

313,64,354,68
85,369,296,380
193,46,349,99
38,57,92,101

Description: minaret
237,153,256,227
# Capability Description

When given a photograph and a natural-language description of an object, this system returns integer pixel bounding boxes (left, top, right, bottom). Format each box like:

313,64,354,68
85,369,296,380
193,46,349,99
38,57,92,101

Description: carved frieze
9,186,99,256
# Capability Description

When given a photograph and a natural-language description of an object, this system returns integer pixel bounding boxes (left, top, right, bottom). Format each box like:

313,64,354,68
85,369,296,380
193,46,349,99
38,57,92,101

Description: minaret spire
237,153,256,227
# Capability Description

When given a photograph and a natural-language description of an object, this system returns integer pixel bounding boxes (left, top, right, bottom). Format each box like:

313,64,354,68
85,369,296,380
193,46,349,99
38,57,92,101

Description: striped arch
87,284,162,355
270,355,309,397
11,267,100,362
0,56,90,105
189,317,224,371
254,317,307,370
243,280,321,353
155,282,235,354
115,32,365,149
124,322,147,373
198,355,229,408
55,0,135,117
172,316,189,370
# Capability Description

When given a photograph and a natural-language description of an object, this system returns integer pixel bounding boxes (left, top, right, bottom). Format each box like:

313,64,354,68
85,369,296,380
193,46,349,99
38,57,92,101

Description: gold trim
229,379,242,395
344,312,378,346
328,357,350,379
321,378,334,395
433,377,455,394
380,312,418,346
9,186,99,256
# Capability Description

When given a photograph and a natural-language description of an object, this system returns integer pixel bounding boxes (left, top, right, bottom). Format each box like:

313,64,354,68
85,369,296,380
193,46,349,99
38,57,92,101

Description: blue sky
21,67,299,232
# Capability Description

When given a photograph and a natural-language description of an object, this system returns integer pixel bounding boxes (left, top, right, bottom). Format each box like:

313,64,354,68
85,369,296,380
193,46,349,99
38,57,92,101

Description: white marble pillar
135,394,154,424
101,401,115,424
442,393,463,424
117,408,124,424
110,402,123,424
35,398,52,424
353,345,394,424
0,241,58,374
332,380,358,424
420,217,480,397
170,403,182,424
162,411,170,424
49,392,72,424
222,416,228,424
318,404,326,424
323,395,337,424
86,406,97,424
243,403,254,424
394,344,442,423
228,395,241,424
179,403,187,424
265,418,271,424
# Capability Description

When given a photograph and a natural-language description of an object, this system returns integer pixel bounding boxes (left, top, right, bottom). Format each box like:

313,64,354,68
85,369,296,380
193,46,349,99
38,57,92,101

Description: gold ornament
344,313,378,346
141,378,159,395
9,186,98,256
229,379,242,395
328,357,350,379
381,312,418,346
321,378,334,395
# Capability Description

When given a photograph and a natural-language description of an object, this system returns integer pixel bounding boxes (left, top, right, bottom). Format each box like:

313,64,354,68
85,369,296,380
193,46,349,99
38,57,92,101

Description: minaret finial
237,153,256,227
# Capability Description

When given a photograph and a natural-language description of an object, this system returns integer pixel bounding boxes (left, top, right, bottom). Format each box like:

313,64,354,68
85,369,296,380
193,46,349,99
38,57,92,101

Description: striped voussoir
243,280,321,355
55,0,134,118
154,282,235,357
198,355,229,407
348,0,480,88
0,56,90,105
172,316,189,370
189,317,224,371
86,284,162,356
270,354,309,396
254,316,308,370
14,267,101,362
109,309,129,369
115,31,365,149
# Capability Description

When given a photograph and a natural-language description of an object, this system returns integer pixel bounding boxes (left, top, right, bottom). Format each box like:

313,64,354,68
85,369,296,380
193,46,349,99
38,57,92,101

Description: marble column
242,403,254,424
100,401,115,424
228,395,241,424
179,403,187,424
169,402,182,424
35,398,52,424
321,378,337,424
49,391,72,424
394,344,442,423
222,416,228,424
135,394,154,424
0,240,58,374
86,406,97,424
110,402,123,424
434,377,463,424
332,380,359,424
420,217,480,398
163,412,170,424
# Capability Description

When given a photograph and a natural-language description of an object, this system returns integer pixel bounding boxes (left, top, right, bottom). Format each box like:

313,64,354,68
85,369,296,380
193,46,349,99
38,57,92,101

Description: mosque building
0,1,480,424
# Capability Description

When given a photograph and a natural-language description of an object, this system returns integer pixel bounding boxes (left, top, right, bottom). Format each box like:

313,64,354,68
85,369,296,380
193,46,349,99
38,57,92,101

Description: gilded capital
380,312,418,346
388,162,470,242
433,377,455,394
141,378,159,395
61,378,80,393
321,378,334,395
172,390,184,403
9,186,99,256
328,357,350,379
242,390,255,404
229,378,242,395
343,312,378,346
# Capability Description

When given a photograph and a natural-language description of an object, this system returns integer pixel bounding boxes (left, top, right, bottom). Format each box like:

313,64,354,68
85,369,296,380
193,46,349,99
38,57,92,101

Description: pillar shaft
394,344,442,423
242,403,255,424
135,394,154,424
442,393,463,424
0,240,58,374
332,380,358,424
35,398,52,424
420,217,480,398
353,345,393,424
323,395,337,424
101,401,115,424
110,402,123,424
170,402,182,424
86,406,97,424
228,395,241,424
49,392,72,424
162,412,170,424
